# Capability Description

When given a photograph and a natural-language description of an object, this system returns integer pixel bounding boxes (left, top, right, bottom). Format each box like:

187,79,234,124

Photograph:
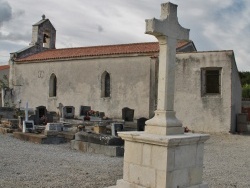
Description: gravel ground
0,133,249,188
203,134,250,188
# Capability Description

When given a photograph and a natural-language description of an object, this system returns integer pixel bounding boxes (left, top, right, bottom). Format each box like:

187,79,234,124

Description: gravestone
62,106,75,119
36,106,47,118
137,117,148,131
99,112,105,119
20,102,33,130
21,102,33,121
48,111,57,122
111,123,124,136
122,107,134,121
45,123,63,131
57,103,64,117
110,3,209,188
34,106,47,124
79,106,91,116
22,120,34,133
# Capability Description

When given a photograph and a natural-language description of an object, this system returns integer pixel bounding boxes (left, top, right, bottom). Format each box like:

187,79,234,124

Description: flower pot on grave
84,116,90,121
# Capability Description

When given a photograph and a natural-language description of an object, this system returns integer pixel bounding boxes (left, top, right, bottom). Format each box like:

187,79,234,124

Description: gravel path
0,134,123,188
203,134,250,188
0,133,249,188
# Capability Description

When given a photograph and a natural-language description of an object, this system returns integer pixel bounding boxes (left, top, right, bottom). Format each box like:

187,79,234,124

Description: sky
0,0,249,71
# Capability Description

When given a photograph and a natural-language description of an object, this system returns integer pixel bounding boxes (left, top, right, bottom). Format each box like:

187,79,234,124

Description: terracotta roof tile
0,65,10,71
16,40,191,62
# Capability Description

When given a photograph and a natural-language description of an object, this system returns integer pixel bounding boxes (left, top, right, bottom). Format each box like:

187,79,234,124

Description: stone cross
145,2,190,135
21,102,33,121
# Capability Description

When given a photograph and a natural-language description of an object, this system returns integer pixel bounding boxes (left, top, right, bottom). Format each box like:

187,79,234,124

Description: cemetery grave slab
75,131,124,146
13,132,67,144
71,140,124,157
71,131,124,157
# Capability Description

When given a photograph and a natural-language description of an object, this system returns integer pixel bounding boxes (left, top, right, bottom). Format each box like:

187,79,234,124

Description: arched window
101,71,111,97
49,73,57,97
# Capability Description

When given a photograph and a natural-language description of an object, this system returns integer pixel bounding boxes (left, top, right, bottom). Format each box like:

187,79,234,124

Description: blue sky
0,0,249,71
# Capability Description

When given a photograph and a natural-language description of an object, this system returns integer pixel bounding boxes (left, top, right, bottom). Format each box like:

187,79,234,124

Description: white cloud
0,0,249,71
0,0,12,27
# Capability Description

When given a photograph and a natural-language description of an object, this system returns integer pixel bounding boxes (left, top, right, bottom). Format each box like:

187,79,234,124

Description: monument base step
108,179,208,188
71,140,124,157
13,132,67,144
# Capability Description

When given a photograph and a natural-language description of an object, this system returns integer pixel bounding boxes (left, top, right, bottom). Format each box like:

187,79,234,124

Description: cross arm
145,18,190,40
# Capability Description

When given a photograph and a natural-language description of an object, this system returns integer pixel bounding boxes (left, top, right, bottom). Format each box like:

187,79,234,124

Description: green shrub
242,84,250,98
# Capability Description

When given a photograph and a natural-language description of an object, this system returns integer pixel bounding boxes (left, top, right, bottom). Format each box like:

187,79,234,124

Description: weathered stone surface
110,131,209,188
71,140,124,157
145,2,189,135
93,125,107,134
44,130,59,136
58,131,75,142
45,123,63,131
13,132,66,144
75,131,124,146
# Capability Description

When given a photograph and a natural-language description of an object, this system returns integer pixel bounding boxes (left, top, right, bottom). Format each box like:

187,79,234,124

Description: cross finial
160,2,177,20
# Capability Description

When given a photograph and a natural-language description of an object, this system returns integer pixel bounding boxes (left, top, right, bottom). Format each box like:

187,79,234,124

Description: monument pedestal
110,132,209,188
145,110,184,135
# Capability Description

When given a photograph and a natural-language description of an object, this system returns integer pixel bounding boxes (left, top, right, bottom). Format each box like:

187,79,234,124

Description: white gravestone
45,123,63,131
22,102,34,133
22,120,34,133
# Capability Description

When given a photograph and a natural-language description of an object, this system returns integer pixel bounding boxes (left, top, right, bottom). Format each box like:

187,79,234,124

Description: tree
239,71,250,98
0,75,9,89
239,71,250,86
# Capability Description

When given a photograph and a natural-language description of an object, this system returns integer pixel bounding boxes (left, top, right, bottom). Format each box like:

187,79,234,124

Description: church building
8,16,241,133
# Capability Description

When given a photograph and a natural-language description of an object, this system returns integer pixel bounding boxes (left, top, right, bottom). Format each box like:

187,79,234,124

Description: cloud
0,40,27,65
97,25,104,32
1,0,250,71
0,0,12,27
0,31,30,42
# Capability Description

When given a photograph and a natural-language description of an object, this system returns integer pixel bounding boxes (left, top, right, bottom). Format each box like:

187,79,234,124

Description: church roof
33,18,49,26
0,65,10,71
16,40,193,62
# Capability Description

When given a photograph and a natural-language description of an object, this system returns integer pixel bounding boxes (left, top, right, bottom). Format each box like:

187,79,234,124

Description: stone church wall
12,55,153,119
230,54,242,132
11,50,241,132
175,51,240,133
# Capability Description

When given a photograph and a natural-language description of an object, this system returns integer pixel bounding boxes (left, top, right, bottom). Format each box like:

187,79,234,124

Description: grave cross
20,102,33,121
145,2,189,135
